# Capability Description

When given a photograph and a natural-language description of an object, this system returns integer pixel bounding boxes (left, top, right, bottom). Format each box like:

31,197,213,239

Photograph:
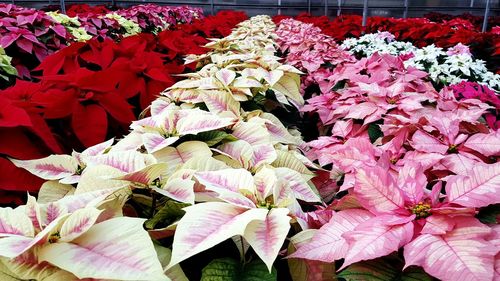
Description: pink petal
289,209,373,262
446,162,500,208
354,166,405,215
244,208,291,271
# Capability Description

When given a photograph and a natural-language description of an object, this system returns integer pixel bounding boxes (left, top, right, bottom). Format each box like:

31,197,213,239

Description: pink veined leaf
0,207,34,236
244,208,291,272
42,202,68,226
81,138,115,157
56,187,125,213
217,140,254,169
201,90,240,116
176,112,234,135
231,121,271,146
353,166,405,215
341,215,414,270
397,162,426,205
0,235,35,259
215,69,236,86
440,154,477,175
115,163,168,186
142,133,179,154
152,178,195,204
0,213,69,258
411,130,449,154
420,215,455,235
274,168,321,203
253,167,276,202
404,228,496,281
168,203,268,268
59,207,102,242
446,162,500,208
153,141,212,175
38,217,167,281
85,151,152,173
463,131,500,157
10,155,79,180
25,194,42,231
260,113,299,144
288,209,374,262
252,144,278,168
195,169,254,194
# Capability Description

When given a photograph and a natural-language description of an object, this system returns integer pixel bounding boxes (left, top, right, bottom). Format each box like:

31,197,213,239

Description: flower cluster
46,11,92,42
275,18,354,95
276,18,500,281
7,15,320,278
116,4,203,34
0,4,72,78
0,4,203,86
341,33,500,90
0,185,171,280
275,14,500,73
0,11,246,201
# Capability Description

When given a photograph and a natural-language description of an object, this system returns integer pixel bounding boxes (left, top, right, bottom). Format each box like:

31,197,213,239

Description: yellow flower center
410,202,432,219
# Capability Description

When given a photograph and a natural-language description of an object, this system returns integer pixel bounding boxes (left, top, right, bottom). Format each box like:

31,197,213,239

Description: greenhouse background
2,0,499,31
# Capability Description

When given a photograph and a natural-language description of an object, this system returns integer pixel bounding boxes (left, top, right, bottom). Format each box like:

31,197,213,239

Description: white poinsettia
46,11,92,42
105,13,142,36
341,32,500,91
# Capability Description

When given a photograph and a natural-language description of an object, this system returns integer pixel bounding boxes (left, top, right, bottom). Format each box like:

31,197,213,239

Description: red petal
72,103,108,147
0,158,44,193
0,97,32,127
97,93,135,124
0,127,48,159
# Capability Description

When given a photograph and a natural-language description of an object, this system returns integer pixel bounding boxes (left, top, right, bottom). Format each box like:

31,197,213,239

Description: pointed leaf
38,217,167,281
354,166,405,215
341,216,414,269
0,208,34,236
404,231,496,281
446,163,500,208
168,203,267,268
244,208,291,272
464,131,500,157
289,209,374,262
10,155,78,181
59,207,102,242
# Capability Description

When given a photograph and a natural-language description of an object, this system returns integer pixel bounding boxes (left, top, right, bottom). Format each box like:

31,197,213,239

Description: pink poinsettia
290,161,500,280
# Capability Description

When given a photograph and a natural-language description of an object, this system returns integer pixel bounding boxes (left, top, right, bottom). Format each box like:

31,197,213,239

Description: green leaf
338,259,397,281
192,131,238,147
201,258,277,281
367,123,383,143
477,204,500,224
400,266,433,281
145,200,189,229
338,259,433,281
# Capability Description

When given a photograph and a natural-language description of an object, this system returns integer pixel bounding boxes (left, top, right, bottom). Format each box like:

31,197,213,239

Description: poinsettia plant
0,10,247,204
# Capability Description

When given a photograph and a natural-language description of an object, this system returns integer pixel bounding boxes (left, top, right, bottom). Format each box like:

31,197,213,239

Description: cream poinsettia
0,187,167,280
9,16,318,277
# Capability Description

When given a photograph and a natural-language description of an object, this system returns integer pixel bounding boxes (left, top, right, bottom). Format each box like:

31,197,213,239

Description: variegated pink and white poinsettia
0,186,168,280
